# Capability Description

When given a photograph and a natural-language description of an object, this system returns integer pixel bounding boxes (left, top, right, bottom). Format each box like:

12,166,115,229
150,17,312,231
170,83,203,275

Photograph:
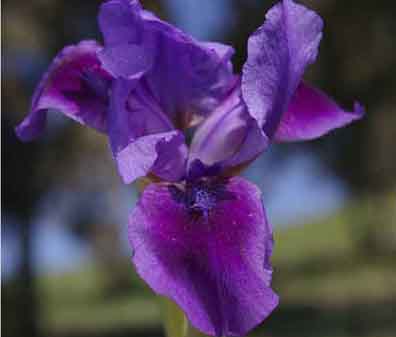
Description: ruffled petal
98,44,153,79
98,0,236,127
129,177,278,336
98,0,152,78
15,40,112,141
143,19,237,125
109,78,187,183
98,0,143,47
274,82,364,142
189,83,268,169
116,130,187,184
242,0,323,138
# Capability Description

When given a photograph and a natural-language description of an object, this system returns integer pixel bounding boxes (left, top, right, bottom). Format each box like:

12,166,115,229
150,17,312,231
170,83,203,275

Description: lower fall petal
129,177,278,336
274,82,364,142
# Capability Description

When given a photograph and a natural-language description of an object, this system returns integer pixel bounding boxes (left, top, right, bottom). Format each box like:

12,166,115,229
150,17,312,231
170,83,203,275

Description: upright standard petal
98,44,153,79
15,40,112,141
241,0,323,138
98,0,236,128
129,177,278,336
99,0,143,47
98,0,152,78
109,78,187,183
143,17,237,126
274,82,364,141
189,82,268,169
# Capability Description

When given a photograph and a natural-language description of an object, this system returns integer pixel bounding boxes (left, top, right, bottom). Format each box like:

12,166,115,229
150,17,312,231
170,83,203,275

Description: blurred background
2,0,396,337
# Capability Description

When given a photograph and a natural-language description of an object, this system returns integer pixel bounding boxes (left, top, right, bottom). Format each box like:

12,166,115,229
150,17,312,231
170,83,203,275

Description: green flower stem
160,297,188,337
159,297,209,337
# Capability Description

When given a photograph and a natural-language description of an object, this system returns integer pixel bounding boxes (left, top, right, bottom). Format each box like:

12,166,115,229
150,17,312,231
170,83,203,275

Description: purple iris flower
15,0,363,336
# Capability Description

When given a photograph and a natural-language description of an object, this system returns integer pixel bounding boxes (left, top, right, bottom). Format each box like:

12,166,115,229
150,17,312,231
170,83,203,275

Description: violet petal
109,78,187,183
15,40,112,141
241,0,323,138
274,82,364,141
98,0,143,47
116,130,187,184
129,177,278,336
98,44,153,79
98,0,236,127
190,83,268,168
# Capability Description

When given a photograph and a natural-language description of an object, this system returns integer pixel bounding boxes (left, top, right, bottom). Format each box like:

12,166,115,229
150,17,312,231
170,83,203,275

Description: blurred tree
2,118,42,337
316,0,396,194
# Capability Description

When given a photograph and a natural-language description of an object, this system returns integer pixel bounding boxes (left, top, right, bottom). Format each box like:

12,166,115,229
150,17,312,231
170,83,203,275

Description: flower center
188,183,218,216
169,177,234,220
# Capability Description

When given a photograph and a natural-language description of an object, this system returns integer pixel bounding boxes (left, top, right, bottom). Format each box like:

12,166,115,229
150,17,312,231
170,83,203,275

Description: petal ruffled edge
116,130,188,184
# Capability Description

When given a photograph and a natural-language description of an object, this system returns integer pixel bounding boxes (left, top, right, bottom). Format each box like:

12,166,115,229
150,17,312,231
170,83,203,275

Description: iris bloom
16,0,363,336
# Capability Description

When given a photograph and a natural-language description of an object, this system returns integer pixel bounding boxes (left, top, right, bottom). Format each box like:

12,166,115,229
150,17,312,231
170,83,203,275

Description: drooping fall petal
274,82,364,141
129,177,278,336
15,40,112,141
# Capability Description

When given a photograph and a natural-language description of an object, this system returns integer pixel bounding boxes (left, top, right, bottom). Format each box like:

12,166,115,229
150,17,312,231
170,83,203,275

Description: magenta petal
129,177,278,336
15,40,112,141
190,83,268,168
242,0,323,137
274,82,364,141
